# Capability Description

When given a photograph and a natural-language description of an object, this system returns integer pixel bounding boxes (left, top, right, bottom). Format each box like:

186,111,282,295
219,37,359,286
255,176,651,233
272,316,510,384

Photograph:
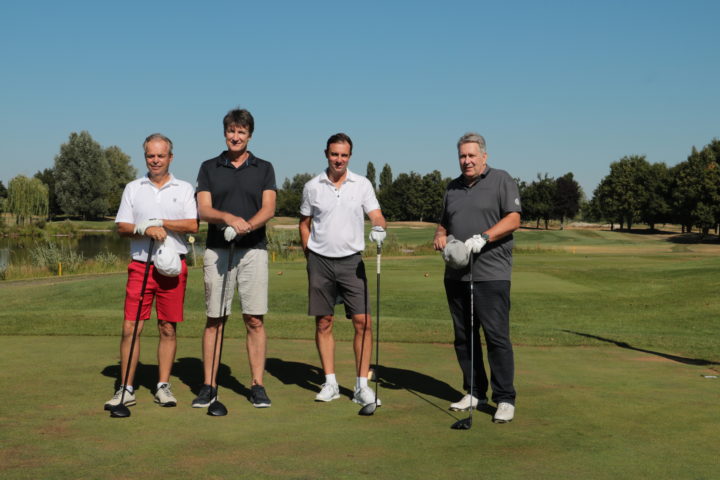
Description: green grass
1,228,719,479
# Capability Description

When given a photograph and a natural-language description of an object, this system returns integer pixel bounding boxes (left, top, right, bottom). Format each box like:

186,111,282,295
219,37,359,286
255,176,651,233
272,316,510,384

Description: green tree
104,145,137,213
379,164,393,192
54,131,112,219
0,180,7,213
671,140,720,235
7,175,49,225
594,155,651,230
553,172,582,229
33,168,62,219
639,162,671,231
366,162,377,191
525,173,555,229
276,173,314,217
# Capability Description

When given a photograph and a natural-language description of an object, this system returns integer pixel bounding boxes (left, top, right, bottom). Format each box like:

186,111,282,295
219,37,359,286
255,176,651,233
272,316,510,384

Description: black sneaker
191,384,216,408
250,385,271,408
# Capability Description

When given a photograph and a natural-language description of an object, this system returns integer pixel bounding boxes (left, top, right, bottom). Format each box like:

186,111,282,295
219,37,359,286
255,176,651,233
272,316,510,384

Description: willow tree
7,175,49,225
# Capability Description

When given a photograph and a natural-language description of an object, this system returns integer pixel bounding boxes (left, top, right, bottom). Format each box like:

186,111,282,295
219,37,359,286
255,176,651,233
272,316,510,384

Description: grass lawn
1,227,718,479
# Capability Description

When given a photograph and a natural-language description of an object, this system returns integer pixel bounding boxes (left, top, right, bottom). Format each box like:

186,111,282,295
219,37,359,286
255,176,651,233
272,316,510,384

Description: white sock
157,382,168,390
325,374,337,385
356,377,368,389
123,385,134,393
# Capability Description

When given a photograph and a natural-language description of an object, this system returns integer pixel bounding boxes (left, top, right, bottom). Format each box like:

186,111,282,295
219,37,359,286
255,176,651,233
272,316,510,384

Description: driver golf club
207,241,235,417
451,253,475,430
359,244,382,416
110,238,155,418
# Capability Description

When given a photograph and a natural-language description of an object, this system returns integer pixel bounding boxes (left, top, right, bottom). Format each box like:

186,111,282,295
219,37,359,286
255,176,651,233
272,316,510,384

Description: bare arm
367,209,386,229
484,212,521,242
433,224,448,251
197,190,276,235
117,218,198,242
299,215,312,257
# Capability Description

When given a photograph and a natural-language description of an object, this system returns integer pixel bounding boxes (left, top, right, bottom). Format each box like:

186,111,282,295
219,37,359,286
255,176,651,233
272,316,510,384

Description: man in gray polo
433,132,521,423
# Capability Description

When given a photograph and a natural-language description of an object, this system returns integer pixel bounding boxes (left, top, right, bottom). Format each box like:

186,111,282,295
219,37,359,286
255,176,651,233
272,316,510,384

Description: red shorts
124,259,188,322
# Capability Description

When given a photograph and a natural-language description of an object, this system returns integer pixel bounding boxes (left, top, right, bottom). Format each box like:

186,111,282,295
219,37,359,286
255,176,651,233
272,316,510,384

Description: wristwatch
481,233,490,242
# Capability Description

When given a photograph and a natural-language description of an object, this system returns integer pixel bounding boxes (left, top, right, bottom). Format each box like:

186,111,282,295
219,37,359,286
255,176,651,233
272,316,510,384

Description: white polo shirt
115,173,197,262
300,169,381,258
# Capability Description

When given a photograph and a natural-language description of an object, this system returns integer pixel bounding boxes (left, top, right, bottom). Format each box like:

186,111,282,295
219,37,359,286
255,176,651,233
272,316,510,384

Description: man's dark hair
223,108,255,134
325,133,353,154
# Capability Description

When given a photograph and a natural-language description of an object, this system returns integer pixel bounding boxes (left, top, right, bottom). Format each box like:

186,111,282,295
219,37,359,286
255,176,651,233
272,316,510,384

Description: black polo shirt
440,166,522,282
197,151,277,249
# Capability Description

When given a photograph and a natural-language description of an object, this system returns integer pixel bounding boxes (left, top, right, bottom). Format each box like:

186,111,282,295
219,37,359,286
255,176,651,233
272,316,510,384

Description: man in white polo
299,133,387,407
105,133,198,411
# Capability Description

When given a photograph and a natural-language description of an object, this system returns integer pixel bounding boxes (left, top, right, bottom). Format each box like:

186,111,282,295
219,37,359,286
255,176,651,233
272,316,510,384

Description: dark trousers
444,279,516,405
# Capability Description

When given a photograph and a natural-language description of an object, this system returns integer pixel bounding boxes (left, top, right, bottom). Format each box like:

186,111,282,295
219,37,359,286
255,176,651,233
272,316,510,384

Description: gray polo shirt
440,166,522,281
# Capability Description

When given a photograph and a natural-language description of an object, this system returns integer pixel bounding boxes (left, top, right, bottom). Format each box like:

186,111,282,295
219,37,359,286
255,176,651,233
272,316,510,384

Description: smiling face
325,141,352,181
224,124,252,155
144,139,173,180
458,141,487,182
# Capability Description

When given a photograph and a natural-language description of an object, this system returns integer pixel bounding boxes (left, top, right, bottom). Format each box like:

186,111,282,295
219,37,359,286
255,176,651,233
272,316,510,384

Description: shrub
29,241,84,274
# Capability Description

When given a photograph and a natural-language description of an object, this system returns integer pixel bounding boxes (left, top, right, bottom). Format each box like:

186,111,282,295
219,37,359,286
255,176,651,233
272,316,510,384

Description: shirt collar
141,172,178,187
320,168,358,185
218,151,257,168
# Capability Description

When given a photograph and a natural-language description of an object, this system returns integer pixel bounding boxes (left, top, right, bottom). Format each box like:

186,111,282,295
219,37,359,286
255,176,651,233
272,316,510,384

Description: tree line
2,131,719,233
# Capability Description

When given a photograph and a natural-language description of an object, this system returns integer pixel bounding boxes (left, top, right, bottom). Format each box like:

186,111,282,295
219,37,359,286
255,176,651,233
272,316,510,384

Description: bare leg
315,315,336,375
157,320,177,383
120,319,145,386
244,314,267,385
202,317,224,386
352,313,372,378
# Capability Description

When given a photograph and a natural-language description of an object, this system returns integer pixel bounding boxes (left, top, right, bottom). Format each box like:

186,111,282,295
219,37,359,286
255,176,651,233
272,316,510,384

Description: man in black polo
193,108,277,409
433,132,521,423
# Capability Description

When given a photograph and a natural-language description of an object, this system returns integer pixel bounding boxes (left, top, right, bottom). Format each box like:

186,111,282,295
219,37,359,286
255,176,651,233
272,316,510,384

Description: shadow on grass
563,330,720,366
101,357,250,399
265,357,355,399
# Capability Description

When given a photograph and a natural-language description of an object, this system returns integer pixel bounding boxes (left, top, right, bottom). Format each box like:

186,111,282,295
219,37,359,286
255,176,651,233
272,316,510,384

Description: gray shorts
307,251,370,317
204,247,268,317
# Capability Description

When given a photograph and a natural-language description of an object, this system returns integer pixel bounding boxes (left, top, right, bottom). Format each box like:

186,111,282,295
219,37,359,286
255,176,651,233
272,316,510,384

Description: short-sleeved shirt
440,166,522,282
196,151,277,249
300,169,381,258
115,173,198,262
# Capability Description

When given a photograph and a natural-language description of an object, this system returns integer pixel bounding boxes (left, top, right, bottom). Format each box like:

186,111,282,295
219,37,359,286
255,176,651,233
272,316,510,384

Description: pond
0,233,204,266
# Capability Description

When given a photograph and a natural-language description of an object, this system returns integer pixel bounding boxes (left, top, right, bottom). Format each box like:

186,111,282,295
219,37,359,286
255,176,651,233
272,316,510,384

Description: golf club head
110,404,131,418
450,417,472,430
358,402,377,416
207,400,228,417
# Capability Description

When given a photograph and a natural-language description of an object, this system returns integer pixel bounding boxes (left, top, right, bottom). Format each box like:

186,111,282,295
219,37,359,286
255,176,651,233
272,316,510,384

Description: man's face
458,142,487,180
325,142,352,178
225,124,252,154
144,139,173,178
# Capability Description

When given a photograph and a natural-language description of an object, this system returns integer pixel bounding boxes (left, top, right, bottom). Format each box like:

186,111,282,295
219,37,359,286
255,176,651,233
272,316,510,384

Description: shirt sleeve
500,173,522,215
196,162,210,193
361,178,381,214
263,162,278,192
115,183,135,224
181,183,198,219
299,182,313,217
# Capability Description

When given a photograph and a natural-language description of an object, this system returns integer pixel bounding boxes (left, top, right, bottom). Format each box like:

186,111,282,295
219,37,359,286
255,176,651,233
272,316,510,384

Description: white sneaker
493,402,515,423
104,387,136,410
154,384,177,407
315,383,341,402
352,386,381,407
449,394,480,411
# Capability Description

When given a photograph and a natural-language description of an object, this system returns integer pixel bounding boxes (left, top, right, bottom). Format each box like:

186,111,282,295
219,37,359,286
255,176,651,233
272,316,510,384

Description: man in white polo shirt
299,133,387,407
104,133,198,411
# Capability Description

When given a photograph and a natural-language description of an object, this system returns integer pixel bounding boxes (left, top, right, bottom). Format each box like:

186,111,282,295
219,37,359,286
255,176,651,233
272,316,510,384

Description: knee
244,315,264,332
316,316,334,335
352,314,371,332
158,321,177,339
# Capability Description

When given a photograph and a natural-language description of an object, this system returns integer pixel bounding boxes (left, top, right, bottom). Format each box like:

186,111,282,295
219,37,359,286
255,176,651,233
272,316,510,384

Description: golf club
207,241,235,416
110,238,155,418
359,243,382,416
451,252,475,430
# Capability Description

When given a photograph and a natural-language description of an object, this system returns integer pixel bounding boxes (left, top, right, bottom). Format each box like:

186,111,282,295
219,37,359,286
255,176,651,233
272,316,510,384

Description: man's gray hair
457,132,486,153
143,133,173,155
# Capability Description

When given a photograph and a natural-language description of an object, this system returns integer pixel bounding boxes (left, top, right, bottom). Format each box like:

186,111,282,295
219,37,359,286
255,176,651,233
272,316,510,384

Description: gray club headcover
442,235,470,270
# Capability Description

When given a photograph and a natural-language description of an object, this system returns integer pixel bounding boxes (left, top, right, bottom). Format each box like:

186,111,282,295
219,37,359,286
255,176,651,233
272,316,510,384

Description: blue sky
1,0,718,198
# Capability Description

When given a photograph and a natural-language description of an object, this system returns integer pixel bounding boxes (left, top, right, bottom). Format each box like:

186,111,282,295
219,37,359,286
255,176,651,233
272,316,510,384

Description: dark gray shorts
306,251,370,317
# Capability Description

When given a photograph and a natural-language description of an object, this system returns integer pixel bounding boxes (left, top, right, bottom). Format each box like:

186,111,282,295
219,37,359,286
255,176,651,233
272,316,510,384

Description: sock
123,385,134,393
157,382,168,390
356,377,368,389
325,374,337,385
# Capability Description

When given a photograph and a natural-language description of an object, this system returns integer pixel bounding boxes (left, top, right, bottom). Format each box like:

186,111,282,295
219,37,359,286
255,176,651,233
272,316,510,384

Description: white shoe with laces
352,386,381,407
315,383,341,402
104,387,136,410
493,402,515,423
154,384,177,407
449,394,480,411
